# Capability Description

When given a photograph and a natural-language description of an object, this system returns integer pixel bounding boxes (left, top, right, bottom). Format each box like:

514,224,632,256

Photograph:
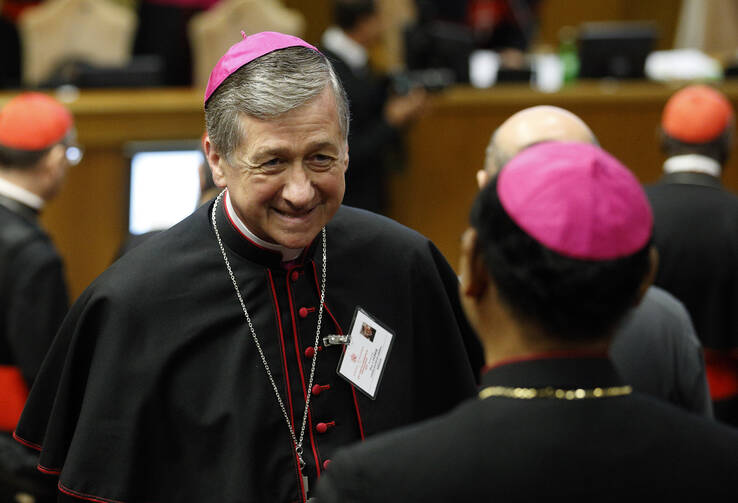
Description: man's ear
204,135,228,188
342,141,349,173
46,142,65,164
476,169,490,189
40,144,66,180
459,228,489,300
30,144,68,200
635,246,659,305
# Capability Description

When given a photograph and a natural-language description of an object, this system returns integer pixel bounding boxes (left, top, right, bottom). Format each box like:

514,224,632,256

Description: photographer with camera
320,0,427,215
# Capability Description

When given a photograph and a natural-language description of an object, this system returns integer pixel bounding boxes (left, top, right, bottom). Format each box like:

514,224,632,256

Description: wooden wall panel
41,149,129,297
283,0,332,45
536,0,681,50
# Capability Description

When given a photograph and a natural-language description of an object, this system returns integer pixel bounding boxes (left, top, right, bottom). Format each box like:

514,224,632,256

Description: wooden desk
3,81,738,299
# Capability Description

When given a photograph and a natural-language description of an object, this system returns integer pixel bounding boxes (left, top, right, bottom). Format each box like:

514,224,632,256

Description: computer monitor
577,22,658,79
125,140,204,235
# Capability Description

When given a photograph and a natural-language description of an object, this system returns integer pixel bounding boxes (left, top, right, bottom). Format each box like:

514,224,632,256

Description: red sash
0,365,29,432
704,350,738,401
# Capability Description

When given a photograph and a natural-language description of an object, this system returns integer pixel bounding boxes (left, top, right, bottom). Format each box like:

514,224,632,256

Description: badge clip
323,334,351,346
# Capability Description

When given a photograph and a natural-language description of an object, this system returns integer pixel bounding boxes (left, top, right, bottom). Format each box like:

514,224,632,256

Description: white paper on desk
645,49,722,81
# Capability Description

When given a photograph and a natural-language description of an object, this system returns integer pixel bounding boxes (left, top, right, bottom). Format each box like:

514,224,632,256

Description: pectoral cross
302,473,310,500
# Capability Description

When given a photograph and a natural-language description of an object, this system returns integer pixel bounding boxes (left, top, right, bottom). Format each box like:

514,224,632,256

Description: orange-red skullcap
0,92,73,151
662,85,734,143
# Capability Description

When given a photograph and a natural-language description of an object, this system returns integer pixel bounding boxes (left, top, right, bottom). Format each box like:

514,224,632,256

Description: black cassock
15,201,482,503
646,172,738,350
0,195,68,391
646,171,738,425
316,357,738,502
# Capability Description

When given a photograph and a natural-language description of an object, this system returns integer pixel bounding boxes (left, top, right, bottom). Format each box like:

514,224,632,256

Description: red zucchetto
661,85,734,144
0,92,73,151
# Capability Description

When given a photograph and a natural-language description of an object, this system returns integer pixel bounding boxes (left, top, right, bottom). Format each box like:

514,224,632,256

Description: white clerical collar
321,26,368,71
663,154,722,178
225,190,303,262
0,176,44,210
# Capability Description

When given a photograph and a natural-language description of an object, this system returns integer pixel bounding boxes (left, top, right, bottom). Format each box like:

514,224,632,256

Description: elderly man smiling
15,32,482,503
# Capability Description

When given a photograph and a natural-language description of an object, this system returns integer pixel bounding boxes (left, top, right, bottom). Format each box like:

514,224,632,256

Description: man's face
209,86,348,249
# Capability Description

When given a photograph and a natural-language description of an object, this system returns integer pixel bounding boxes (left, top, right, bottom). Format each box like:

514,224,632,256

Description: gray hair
205,46,350,162
0,144,49,170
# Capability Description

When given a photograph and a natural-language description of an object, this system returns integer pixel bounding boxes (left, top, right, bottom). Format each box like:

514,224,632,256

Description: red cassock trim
350,385,366,441
38,464,61,475
267,270,297,428
267,269,306,500
58,482,129,503
704,349,738,400
0,365,29,431
285,267,322,478
223,190,269,251
309,261,366,441
14,432,63,477
13,430,42,451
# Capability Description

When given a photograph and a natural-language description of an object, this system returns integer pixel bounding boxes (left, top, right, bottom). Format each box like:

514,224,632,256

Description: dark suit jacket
612,285,711,416
315,357,738,502
646,171,738,351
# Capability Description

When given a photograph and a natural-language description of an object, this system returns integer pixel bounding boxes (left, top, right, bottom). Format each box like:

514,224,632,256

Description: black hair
660,125,733,164
0,144,49,170
200,160,215,192
470,176,651,341
333,0,376,32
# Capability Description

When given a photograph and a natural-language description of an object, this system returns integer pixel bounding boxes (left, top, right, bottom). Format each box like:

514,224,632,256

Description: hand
384,88,428,128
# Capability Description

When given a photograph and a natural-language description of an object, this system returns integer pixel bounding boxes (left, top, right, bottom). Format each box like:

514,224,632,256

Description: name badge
336,307,394,400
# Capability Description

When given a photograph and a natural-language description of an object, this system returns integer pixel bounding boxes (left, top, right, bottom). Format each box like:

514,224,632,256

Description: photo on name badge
360,322,376,342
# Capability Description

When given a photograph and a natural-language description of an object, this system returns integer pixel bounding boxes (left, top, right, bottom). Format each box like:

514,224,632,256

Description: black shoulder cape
16,202,482,503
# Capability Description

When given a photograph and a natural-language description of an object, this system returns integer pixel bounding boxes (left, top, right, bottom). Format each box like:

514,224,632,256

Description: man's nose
282,165,315,207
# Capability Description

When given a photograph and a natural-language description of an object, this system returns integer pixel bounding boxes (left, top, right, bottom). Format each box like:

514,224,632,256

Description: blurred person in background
0,91,79,503
133,0,219,86
646,84,738,426
0,0,40,88
478,105,712,417
405,0,541,82
466,0,541,52
321,0,426,215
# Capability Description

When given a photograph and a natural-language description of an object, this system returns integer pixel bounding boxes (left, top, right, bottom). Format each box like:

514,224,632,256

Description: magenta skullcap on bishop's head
497,142,653,260
204,31,319,104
